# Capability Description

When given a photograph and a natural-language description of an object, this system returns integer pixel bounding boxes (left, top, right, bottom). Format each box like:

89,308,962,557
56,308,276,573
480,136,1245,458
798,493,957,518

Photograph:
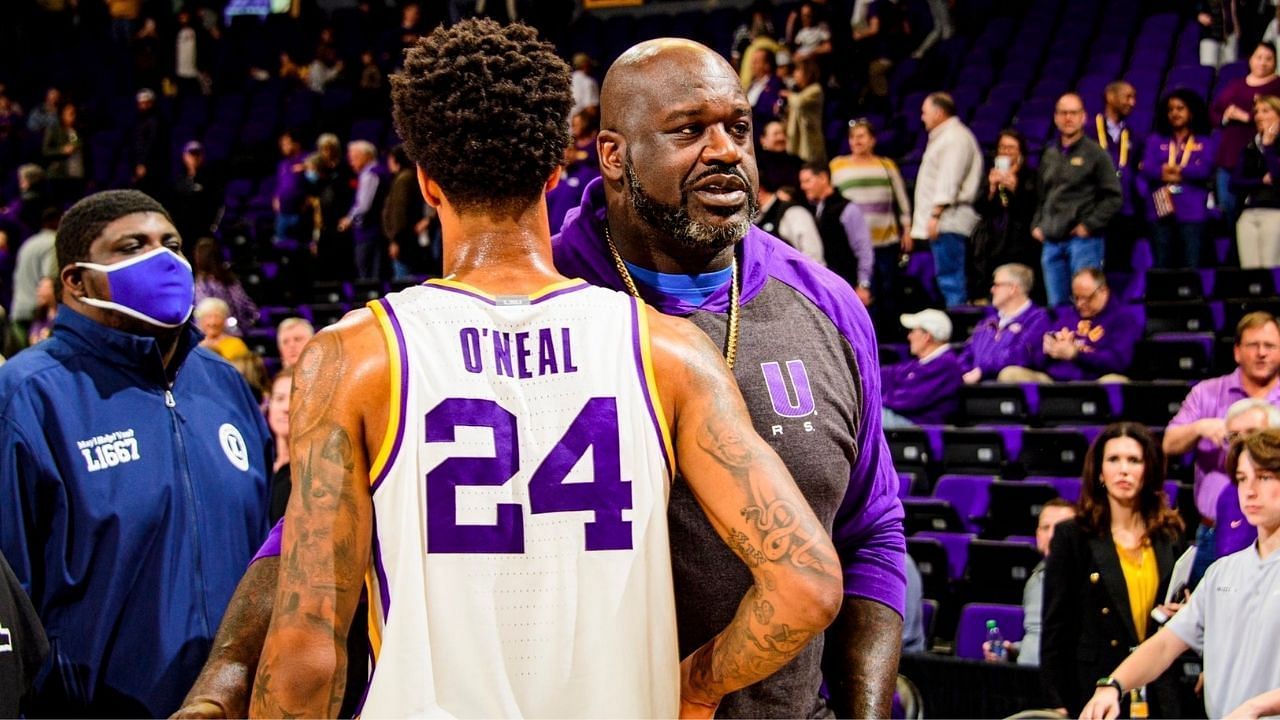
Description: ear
416,166,443,209
598,130,625,183
60,263,85,300
544,164,563,193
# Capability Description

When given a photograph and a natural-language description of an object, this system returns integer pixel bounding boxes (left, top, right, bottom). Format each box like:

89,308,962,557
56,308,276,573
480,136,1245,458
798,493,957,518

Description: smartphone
994,156,1012,171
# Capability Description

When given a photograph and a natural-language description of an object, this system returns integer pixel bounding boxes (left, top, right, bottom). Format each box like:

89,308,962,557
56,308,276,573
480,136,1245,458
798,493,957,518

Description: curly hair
1076,422,1184,542
56,189,171,269
390,19,572,216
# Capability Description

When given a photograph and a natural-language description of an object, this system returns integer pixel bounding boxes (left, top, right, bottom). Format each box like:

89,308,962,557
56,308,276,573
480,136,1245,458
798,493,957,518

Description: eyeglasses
1240,341,1280,353
991,281,1016,289
1055,109,1085,116
1071,286,1104,305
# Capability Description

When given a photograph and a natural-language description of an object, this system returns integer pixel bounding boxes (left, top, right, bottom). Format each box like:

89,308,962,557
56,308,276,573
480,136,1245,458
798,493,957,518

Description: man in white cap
882,308,963,427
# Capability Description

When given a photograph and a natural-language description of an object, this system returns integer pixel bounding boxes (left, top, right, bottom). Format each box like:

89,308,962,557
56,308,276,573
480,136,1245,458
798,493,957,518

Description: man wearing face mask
0,190,271,717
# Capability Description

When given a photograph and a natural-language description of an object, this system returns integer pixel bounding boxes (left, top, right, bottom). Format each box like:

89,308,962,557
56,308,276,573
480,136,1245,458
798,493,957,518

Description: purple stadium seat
1039,476,1082,503
1164,480,1179,509
350,118,385,144
1218,61,1249,87
955,603,1024,659
915,531,976,581
933,474,995,533
1003,535,1037,547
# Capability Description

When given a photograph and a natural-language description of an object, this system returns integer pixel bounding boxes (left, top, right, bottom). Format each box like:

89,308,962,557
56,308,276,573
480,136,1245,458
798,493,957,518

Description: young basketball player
247,20,840,718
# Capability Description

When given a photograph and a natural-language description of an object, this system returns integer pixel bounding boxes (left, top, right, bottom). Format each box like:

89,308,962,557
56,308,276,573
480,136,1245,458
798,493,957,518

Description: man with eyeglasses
996,267,1140,383
1080,428,1280,720
1164,311,1280,585
958,263,1051,384
1032,92,1122,308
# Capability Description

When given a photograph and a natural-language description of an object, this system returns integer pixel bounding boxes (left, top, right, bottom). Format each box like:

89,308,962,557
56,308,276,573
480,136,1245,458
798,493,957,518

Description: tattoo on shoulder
291,331,347,440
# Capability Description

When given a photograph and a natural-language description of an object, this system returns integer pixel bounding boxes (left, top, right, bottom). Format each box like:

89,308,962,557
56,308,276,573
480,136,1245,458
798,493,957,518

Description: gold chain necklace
603,225,740,370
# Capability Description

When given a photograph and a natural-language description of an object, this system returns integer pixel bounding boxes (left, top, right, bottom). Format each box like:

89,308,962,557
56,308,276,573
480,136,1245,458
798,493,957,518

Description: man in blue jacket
0,190,271,716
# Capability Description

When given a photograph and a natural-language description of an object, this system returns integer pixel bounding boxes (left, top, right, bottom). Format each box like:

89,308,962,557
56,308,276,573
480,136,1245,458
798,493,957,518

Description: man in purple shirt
958,262,1052,383
553,38,905,719
882,309,963,427
998,267,1140,382
1163,311,1280,581
336,140,388,280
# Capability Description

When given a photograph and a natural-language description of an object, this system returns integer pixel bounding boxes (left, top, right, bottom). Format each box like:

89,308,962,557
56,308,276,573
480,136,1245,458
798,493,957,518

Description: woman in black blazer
1041,422,1187,717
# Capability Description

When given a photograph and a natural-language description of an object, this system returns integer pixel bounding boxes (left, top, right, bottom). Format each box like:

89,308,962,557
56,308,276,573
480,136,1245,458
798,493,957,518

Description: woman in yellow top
195,297,250,361
1041,422,1187,717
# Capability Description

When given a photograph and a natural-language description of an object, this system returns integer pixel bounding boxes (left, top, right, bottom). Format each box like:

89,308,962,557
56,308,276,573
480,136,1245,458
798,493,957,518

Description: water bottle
986,619,1005,659
1130,687,1149,719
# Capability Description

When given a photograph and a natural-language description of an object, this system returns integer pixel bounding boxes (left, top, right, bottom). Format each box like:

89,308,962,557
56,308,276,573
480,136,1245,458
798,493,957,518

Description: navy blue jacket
0,306,270,716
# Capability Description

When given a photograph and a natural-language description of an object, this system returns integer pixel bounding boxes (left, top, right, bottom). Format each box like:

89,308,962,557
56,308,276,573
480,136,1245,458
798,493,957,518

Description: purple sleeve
251,517,284,563
840,202,874,286
882,358,961,415
1181,135,1216,184
1139,135,1167,185
765,241,907,617
1076,307,1140,375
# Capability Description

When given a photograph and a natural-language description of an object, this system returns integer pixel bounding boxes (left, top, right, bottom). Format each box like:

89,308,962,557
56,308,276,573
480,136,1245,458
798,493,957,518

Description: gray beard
623,155,757,255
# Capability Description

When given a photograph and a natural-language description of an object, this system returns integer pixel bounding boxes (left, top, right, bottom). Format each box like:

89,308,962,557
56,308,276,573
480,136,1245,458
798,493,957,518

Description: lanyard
1096,114,1130,168
1167,135,1197,168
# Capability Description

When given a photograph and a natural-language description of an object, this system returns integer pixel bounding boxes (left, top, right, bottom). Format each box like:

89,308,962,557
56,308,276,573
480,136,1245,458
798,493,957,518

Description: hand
927,216,939,240
1080,687,1122,720
388,241,400,260
1198,11,1212,25
988,167,1002,188
980,640,1015,662
1196,672,1205,696
1158,601,1184,620
679,698,720,719
170,699,230,719
855,286,872,306
1032,227,1045,243
1161,164,1182,183
1198,417,1228,445
1002,170,1018,192
679,656,721,719
1265,173,1274,185
963,367,982,384
134,164,147,179
1227,105,1252,123
337,217,352,232
1072,223,1090,238
900,229,914,253
1224,701,1263,720
415,218,430,235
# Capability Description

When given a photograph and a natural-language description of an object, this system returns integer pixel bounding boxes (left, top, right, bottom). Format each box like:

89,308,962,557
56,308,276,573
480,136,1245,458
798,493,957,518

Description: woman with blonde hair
1233,94,1280,267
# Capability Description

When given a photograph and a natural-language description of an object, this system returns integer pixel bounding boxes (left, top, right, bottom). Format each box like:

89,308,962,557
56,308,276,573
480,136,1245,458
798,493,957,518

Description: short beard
623,152,758,255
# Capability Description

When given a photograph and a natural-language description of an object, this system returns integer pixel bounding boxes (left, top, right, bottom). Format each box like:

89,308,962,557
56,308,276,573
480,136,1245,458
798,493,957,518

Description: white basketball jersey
360,278,679,718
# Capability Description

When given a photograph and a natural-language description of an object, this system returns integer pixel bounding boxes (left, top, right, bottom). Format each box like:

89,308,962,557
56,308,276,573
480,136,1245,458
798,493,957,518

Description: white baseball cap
900,309,952,342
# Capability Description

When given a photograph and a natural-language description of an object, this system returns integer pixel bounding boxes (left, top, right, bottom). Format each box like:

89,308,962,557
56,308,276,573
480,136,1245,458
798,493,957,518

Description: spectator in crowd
7,208,59,351
851,0,906,106
799,161,873,300
1212,41,1280,225
971,129,1041,292
1163,311,1280,582
984,499,1077,666
1234,94,1280,268
1042,422,1186,718
1092,82,1143,263
757,119,804,193
1141,89,1215,269
195,297,249,360
264,367,293,524
745,47,784,139
1080,428,1280,720
911,0,953,59
130,89,165,196
382,144,425,279
26,277,56,347
0,165,52,244
1033,93,1122,308
225,350,267,400
171,7,212,97
784,58,826,165
570,52,599,121
1212,398,1280,560
912,92,982,308
1198,0,1241,68
41,101,84,204
313,133,355,279
337,140,387,280
789,2,832,64
0,190,270,716
170,141,220,250
275,316,314,370
107,0,141,45
882,309,963,427
959,263,1051,384
356,50,387,113
999,268,1139,383
756,172,826,263
306,42,344,93
830,119,912,322
192,237,257,334
25,87,61,137
272,130,310,248
731,0,776,69
548,106,601,236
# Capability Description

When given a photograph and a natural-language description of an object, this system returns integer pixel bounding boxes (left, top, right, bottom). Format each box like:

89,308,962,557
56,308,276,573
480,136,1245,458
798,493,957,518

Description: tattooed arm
647,309,843,717
172,556,278,718
249,312,389,719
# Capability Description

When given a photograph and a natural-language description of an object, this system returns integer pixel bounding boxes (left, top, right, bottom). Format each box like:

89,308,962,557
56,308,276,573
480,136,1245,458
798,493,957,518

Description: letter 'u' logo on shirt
761,360,816,418
219,423,250,472
0,623,12,653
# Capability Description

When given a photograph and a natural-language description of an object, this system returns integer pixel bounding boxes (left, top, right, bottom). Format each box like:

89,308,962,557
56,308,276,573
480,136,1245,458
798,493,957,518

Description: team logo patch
219,423,250,472
761,360,816,418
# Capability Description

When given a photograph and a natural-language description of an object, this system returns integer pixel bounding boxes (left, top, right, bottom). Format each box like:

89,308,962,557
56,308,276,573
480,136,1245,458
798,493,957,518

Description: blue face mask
76,247,195,328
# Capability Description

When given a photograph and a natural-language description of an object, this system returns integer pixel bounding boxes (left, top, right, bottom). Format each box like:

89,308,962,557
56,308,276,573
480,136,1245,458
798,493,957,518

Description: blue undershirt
622,259,733,305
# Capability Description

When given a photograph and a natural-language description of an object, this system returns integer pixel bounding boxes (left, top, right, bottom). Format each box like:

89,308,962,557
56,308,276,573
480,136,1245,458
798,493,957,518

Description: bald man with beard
553,38,906,719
